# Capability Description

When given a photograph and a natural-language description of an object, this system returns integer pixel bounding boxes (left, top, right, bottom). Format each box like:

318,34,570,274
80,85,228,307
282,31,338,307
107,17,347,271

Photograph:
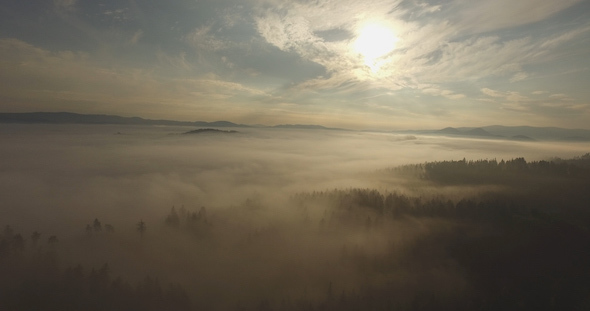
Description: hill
480,125,590,141
422,125,590,141
432,127,498,138
183,128,238,134
0,112,247,128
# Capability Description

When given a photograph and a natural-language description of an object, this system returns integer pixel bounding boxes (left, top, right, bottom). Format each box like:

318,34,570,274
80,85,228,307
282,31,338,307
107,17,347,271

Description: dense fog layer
1,124,590,310
2,124,586,230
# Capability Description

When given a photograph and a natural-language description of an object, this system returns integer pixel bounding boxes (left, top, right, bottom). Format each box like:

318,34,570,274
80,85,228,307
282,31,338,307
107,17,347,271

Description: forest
2,154,590,310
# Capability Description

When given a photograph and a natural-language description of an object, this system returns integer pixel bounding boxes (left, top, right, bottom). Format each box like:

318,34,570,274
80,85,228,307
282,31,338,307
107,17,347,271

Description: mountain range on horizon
418,126,590,142
0,112,344,131
1,112,590,142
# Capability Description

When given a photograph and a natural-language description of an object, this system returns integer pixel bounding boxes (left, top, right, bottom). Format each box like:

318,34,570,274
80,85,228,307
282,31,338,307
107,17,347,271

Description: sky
1,0,589,130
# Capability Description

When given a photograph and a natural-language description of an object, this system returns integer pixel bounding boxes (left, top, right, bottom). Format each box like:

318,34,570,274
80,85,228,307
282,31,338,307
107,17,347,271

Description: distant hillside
510,135,536,141
480,125,590,141
272,124,346,131
0,112,247,128
424,126,590,142
465,128,496,137
437,127,462,135
3,112,589,140
432,127,499,138
183,128,238,134
0,112,347,131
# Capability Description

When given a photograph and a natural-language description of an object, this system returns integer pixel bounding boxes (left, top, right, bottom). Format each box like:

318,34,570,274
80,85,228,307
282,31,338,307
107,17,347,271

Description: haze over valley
2,123,590,310
2,0,590,309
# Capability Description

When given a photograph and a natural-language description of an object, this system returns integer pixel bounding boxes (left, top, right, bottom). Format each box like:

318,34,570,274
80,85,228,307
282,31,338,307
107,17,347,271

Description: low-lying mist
2,124,585,229
1,124,589,310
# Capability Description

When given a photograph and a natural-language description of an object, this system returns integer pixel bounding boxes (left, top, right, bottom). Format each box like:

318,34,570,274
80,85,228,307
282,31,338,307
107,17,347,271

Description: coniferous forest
2,154,590,310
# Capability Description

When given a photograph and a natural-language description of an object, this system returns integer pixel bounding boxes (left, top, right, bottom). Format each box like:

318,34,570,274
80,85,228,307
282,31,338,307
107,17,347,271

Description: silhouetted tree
93,218,102,232
198,206,208,224
48,235,58,246
31,231,41,247
3,225,13,239
137,220,146,238
12,233,25,252
0,238,8,258
178,205,187,220
166,206,180,227
105,224,115,233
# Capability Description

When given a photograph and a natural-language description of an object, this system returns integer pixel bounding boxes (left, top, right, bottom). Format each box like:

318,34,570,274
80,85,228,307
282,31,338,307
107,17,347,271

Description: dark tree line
390,155,590,185
0,226,191,311
0,225,59,258
280,156,590,311
164,205,210,236
86,218,115,237
3,155,590,311
293,189,526,225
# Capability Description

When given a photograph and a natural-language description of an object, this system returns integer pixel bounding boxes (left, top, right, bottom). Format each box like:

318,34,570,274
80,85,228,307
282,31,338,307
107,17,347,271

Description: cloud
506,92,530,103
183,76,269,97
414,36,534,83
549,93,575,101
0,39,153,103
510,72,529,82
1,0,588,128
129,30,143,45
102,8,130,21
417,3,442,15
540,25,590,49
0,38,268,120
54,0,77,11
481,88,505,98
156,51,193,71
251,0,574,101
254,0,405,72
480,86,589,121
185,26,231,52
255,12,315,52
541,102,586,110
452,0,582,33
252,3,585,124
44,0,587,123
422,87,465,100
481,88,531,103
248,0,587,115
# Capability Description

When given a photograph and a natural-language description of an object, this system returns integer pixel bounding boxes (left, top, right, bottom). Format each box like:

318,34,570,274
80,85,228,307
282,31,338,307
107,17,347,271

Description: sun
354,23,398,71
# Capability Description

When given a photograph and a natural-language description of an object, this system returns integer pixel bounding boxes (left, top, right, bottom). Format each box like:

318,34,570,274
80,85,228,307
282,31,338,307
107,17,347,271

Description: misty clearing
1,124,590,310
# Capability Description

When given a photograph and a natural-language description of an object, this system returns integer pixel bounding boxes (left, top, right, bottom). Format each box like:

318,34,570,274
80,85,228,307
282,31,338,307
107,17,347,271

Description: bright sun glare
354,23,398,72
